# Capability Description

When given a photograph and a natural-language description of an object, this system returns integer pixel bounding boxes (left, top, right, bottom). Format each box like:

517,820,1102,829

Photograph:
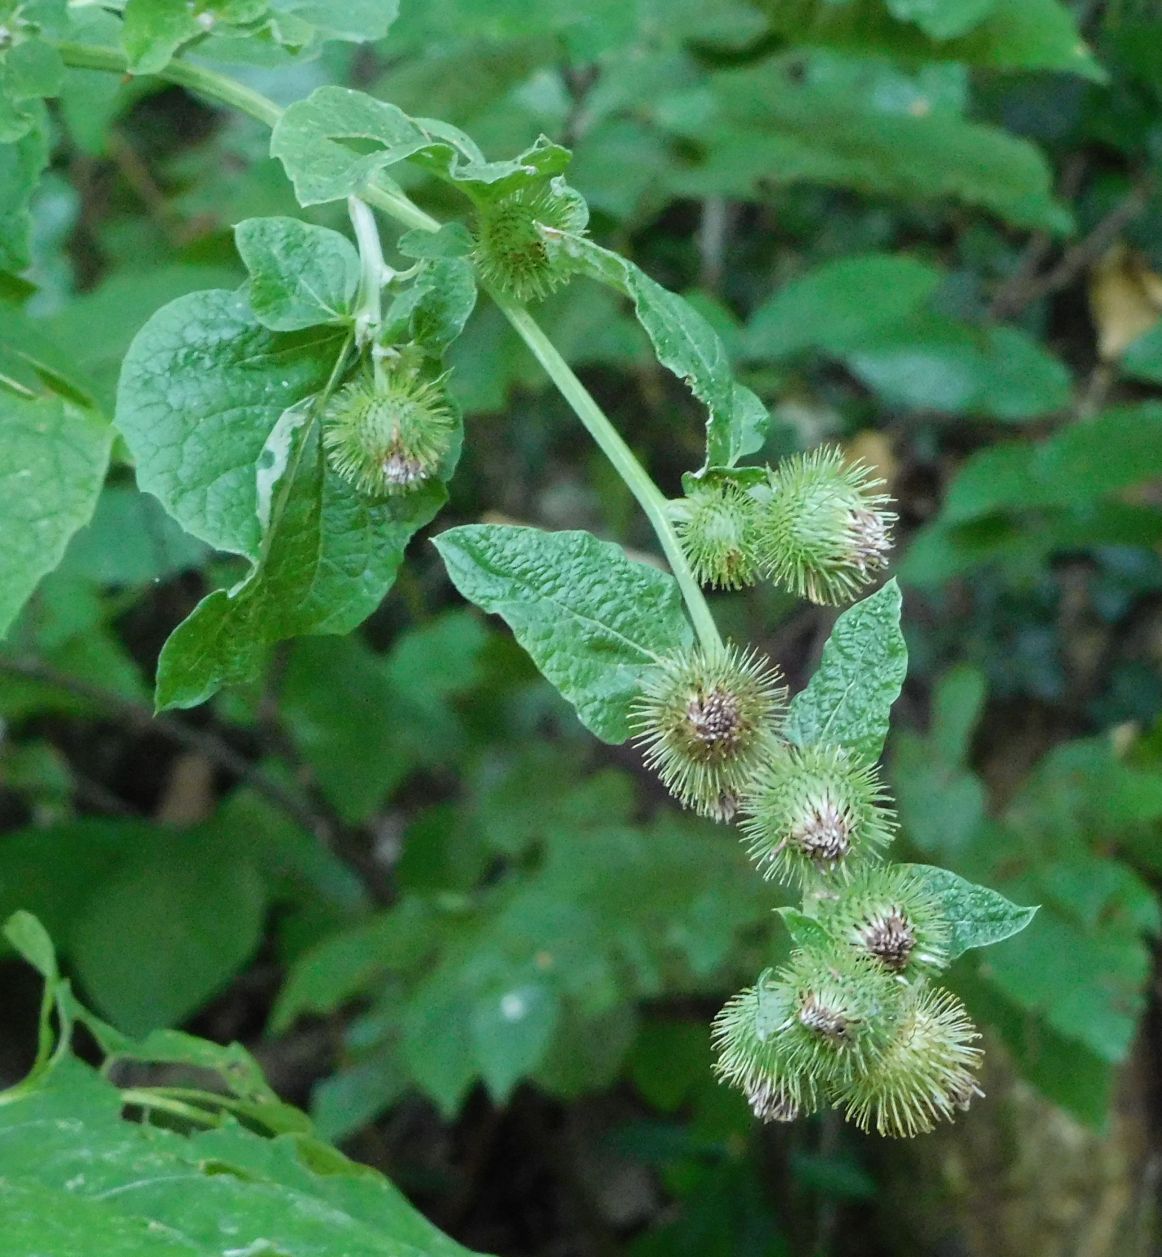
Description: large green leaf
154,406,451,710
115,288,347,558
121,0,268,74
0,395,112,637
885,0,998,39
0,1051,480,1257
656,61,1073,232
434,524,693,743
940,404,1162,524
743,253,943,360
845,317,1071,420
0,821,265,1035
784,580,907,764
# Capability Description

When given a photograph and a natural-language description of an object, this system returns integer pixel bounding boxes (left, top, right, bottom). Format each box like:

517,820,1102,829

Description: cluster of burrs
671,448,896,603
633,455,982,1137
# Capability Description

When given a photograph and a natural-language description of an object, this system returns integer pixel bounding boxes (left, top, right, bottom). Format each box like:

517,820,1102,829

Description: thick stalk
54,42,723,654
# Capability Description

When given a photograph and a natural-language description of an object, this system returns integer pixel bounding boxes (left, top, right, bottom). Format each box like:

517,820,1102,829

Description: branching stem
54,41,722,654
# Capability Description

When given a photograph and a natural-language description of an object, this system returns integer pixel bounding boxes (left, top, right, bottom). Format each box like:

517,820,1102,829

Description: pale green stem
53,42,723,655
488,291,722,653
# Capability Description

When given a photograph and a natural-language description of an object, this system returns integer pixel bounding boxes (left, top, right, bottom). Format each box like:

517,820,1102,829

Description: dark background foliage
3,1,1162,1253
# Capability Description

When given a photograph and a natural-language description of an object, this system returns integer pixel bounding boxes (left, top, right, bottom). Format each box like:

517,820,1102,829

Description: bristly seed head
757,446,897,605
673,480,762,590
631,644,787,820
473,181,587,302
767,946,904,1087
740,743,896,888
834,984,983,1138
712,982,818,1120
823,865,950,979
323,372,455,498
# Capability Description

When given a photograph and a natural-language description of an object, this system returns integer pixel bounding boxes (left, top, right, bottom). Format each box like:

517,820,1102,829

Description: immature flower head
758,447,896,605
741,744,895,887
835,984,983,1138
672,481,761,590
765,945,904,1087
631,645,786,820
322,373,454,497
473,182,585,302
824,865,950,978
712,981,818,1121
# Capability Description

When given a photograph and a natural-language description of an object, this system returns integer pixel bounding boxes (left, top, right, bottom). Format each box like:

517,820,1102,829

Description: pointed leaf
785,580,907,764
0,395,112,637
434,524,693,743
903,864,1038,959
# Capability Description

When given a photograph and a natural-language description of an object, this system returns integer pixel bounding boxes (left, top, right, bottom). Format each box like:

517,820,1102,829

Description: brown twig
989,177,1152,320
0,655,332,841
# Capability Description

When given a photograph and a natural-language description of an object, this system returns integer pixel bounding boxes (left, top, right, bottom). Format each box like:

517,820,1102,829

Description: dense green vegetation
2,2,1162,1254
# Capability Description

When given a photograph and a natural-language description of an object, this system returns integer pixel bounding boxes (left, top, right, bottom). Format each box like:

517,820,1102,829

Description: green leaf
434,524,693,743
236,216,361,332
0,395,112,638
121,0,268,74
470,981,560,1102
385,257,478,354
275,0,400,41
115,289,347,558
657,62,1073,232
785,580,907,764
1117,321,1162,383
398,222,474,260
4,909,58,980
902,864,1037,959
271,85,570,207
0,110,48,272
0,37,64,142
556,233,766,468
845,317,1071,420
982,903,1146,1063
774,906,834,951
885,0,999,39
743,253,943,360
0,1057,482,1256
69,834,266,1036
155,407,451,709
755,0,1102,77
939,403,1162,524
122,0,202,74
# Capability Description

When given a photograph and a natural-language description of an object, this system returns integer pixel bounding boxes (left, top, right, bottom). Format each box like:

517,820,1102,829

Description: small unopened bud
835,984,983,1138
322,373,455,497
672,481,761,590
825,866,949,978
758,447,896,605
740,744,896,888
631,645,786,820
473,181,585,303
